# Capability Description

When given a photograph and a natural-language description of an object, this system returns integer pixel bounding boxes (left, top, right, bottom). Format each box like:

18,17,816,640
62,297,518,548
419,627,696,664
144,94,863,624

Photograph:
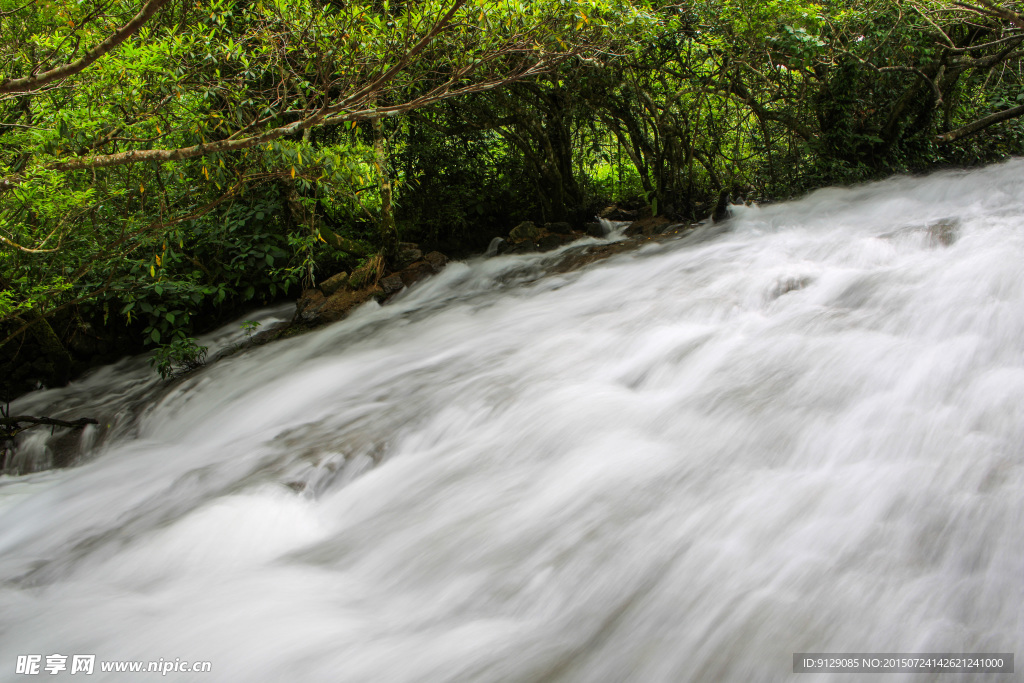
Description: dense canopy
2,0,1023,395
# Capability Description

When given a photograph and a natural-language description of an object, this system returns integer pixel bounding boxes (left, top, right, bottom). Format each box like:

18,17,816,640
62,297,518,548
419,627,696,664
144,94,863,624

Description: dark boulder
509,221,542,243
396,242,423,268
317,287,381,323
319,271,349,297
379,274,405,295
625,216,670,237
295,289,326,322
398,261,434,287
598,205,636,221
538,233,575,252
544,221,573,235
423,251,448,271
505,241,539,255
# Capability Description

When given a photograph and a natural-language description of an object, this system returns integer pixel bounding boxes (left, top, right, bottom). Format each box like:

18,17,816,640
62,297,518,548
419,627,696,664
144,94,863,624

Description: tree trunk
372,111,399,262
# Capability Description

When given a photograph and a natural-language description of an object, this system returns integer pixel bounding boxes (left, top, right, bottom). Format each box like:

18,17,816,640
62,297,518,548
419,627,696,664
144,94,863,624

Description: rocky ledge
254,215,698,344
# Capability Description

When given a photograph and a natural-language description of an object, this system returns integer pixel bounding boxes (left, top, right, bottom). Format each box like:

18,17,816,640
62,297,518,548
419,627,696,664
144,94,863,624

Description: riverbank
253,216,703,345
3,213,706,474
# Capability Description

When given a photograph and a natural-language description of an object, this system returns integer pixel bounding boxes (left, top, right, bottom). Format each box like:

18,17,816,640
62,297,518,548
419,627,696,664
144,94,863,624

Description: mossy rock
509,221,542,243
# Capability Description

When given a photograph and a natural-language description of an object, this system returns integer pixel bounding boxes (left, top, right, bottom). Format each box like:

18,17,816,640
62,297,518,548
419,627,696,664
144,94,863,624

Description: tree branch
936,102,1024,142
954,0,1024,30
0,415,98,430
0,0,171,94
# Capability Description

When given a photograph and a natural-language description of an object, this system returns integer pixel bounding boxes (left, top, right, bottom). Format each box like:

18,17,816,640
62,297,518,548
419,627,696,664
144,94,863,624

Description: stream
1,161,1022,681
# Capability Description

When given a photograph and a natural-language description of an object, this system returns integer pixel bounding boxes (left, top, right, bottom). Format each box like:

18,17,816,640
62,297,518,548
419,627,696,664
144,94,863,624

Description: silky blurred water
1,161,1022,682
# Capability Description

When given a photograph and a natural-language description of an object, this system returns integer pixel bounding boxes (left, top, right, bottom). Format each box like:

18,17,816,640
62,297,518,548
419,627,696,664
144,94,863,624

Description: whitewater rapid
1,161,1022,681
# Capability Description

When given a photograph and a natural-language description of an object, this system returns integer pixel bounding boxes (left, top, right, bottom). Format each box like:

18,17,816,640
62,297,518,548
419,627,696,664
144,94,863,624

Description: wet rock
509,221,542,243
317,287,380,323
379,274,405,295
881,219,960,247
49,428,90,469
396,243,423,268
625,216,670,237
251,322,290,345
544,221,573,235
549,240,643,273
770,276,813,299
598,205,636,221
319,271,349,297
928,219,959,247
584,222,606,238
398,261,434,287
423,251,448,271
538,233,574,252
295,289,327,322
505,241,539,254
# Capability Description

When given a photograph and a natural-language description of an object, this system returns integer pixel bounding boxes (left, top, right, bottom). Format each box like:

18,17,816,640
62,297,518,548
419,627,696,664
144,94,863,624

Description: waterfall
1,161,1022,681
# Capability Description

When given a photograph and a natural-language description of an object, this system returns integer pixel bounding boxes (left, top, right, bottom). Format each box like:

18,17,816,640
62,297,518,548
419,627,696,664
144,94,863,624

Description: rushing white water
2,161,1023,682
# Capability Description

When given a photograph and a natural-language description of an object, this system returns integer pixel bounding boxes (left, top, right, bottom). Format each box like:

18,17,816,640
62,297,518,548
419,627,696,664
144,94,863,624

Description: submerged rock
928,219,959,247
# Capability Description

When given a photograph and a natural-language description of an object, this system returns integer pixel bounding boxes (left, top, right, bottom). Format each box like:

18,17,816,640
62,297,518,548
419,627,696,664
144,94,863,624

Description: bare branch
946,31,1024,52
954,0,1024,30
0,233,58,253
0,415,98,430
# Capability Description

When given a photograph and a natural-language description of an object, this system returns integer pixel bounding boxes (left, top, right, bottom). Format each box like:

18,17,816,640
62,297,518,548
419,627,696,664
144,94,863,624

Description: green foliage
150,337,208,380
3,0,1024,395
1,0,625,341
241,320,261,340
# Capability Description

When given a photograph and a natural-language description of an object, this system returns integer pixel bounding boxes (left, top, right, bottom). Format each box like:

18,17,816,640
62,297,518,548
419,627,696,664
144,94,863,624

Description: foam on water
1,162,1023,681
